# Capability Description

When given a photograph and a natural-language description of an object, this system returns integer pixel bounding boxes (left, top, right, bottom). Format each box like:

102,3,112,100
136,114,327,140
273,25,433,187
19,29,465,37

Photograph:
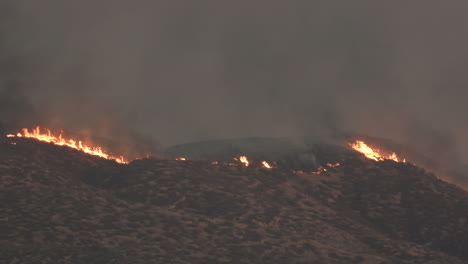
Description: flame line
349,140,406,163
6,126,128,164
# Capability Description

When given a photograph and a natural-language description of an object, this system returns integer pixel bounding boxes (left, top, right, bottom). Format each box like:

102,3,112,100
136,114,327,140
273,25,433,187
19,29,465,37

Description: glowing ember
6,126,128,164
176,157,187,161
239,156,249,166
312,166,327,174
349,140,405,162
262,161,272,168
311,162,341,174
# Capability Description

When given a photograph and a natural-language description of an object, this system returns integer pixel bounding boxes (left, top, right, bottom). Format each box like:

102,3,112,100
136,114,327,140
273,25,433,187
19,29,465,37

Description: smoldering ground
1,1,468,185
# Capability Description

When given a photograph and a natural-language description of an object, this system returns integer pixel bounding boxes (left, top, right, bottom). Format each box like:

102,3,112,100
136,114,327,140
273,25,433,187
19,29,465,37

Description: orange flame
262,161,272,168
349,140,405,162
239,156,249,166
312,162,341,174
175,157,186,161
6,126,128,164
312,166,327,174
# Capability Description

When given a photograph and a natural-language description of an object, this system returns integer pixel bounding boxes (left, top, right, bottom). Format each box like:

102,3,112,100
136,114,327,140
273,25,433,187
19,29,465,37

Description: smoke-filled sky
2,1,468,169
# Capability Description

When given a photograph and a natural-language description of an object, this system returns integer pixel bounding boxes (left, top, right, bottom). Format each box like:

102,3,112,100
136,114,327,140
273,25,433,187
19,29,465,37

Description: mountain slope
1,138,467,263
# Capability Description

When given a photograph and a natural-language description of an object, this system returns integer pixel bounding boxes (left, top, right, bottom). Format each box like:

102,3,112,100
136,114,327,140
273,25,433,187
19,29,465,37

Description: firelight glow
6,126,128,164
239,156,249,166
349,140,406,163
261,161,272,168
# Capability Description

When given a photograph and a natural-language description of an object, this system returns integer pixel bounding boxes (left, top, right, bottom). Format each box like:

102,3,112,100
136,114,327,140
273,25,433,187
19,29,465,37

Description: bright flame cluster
349,140,405,162
237,156,274,168
7,127,128,164
262,161,272,168
239,156,250,167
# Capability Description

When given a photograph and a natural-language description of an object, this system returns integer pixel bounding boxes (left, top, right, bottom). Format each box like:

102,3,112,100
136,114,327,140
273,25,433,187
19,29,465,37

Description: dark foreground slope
1,138,468,263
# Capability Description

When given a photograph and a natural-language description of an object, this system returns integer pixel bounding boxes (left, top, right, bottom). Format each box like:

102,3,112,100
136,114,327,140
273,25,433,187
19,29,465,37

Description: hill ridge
1,138,467,263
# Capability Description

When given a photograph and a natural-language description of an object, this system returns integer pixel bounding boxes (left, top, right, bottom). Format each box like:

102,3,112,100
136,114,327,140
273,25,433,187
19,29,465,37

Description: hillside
1,137,468,263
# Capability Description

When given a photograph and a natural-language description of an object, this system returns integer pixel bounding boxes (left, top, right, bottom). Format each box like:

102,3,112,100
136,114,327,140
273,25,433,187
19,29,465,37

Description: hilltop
1,137,468,263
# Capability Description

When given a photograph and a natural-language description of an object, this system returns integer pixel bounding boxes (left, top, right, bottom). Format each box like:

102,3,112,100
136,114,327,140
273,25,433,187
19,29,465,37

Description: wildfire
238,156,249,167
349,140,405,162
7,128,403,169
312,166,328,174
311,162,341,174
230,156,276,169
262,161,272,169
6,126,128,164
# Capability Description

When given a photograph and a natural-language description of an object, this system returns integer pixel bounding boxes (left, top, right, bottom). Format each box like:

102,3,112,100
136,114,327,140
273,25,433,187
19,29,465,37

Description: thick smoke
2,1,468,184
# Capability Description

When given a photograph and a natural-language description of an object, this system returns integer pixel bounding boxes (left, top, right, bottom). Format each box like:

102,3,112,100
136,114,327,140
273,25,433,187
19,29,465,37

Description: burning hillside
1,135,467,263
169,138,412,176
349,140,407,163
4,127,284,175
6,126,129,164
3,127,412,173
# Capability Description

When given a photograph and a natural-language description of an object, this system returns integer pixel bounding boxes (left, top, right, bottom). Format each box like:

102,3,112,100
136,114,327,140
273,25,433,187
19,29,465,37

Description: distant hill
1,137,468,263
163,137,356,171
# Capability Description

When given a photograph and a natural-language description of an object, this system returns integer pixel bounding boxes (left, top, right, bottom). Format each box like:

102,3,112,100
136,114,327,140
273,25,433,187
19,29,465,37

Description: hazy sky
2,1,468,171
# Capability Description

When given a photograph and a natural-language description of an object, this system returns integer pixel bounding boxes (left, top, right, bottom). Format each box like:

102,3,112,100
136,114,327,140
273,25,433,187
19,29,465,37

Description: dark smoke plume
1,1,468,186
